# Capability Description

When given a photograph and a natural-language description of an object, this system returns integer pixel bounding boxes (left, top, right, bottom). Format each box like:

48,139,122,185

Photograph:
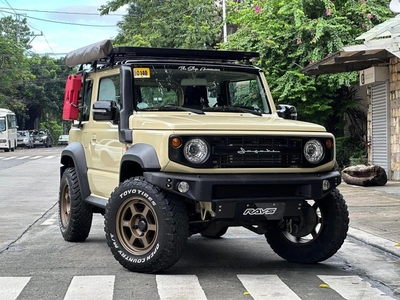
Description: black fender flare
60,142,91,200
120,143,161,180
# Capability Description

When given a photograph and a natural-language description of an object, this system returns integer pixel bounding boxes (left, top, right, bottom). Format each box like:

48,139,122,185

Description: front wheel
58,167,93,242
265,188,349,264
104,177,189,273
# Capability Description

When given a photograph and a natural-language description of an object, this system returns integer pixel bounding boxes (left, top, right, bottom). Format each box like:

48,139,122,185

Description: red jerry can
62,75,82,120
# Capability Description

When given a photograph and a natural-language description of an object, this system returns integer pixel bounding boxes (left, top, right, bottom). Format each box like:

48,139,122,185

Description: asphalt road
0,147,399,299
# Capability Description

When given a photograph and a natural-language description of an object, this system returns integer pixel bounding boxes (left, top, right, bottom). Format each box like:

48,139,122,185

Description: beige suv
59,40,349,273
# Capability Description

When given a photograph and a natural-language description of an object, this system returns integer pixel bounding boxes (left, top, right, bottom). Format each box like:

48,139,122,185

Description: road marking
318,275,395,299
64,275,115,300
0,274,396,299
156,275,207,300
43,155,56,159
16,156,30,160
2,156,16,160
40,213,58,226
0,277,31,300
29,156,42,160
237,274,301,300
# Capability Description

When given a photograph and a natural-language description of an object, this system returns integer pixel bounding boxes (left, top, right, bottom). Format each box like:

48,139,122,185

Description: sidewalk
337,181,400,257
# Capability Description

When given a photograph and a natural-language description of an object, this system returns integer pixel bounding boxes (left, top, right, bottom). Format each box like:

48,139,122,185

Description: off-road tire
104,177,188,273
59,167,93,242
265,188,349,263
201,226,228,239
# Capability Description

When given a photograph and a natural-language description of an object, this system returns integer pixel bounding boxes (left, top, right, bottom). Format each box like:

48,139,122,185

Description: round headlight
183,138,209,164
304,139,324,164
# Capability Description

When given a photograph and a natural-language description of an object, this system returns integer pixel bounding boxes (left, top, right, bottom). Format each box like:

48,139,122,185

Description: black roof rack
64,39,259,68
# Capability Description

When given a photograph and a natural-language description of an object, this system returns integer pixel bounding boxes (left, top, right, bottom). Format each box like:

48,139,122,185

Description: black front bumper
144,171,341,202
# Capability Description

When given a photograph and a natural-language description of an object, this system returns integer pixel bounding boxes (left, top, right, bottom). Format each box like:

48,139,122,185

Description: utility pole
223,0,227,43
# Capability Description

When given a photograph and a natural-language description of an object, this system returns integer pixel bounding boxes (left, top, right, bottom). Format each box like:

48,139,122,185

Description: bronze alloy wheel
58,168,93,242
60,184,71,226
116,198,159,256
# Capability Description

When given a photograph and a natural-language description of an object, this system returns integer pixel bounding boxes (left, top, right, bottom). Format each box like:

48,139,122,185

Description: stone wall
389,57,400,180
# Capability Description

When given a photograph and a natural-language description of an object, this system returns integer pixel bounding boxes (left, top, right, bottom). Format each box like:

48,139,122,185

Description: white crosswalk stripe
64,276,115,300
318,275,395,300
237,274,301,300
30,156,42,160
2,156,16,160
0,274,395,300
16,156,30,160
0,155,57,161
157,275,207,300
0,277,30,300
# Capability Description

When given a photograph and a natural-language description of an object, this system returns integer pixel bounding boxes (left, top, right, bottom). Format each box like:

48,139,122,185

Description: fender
60,142,91,200
121,143,161,175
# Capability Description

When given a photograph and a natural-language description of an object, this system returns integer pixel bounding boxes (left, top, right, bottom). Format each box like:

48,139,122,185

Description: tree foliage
0,16,71,130
223,0,392,134
100,0,223,49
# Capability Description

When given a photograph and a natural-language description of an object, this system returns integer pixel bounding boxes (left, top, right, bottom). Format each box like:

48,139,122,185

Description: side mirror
93,100,118,121
277,104,297,120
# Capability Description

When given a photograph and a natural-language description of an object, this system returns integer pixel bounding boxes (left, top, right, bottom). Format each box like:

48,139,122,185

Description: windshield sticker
178,66,220,72
134,68,151,78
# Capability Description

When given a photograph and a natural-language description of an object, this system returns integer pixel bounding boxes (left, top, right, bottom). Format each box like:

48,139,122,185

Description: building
303,15,400,180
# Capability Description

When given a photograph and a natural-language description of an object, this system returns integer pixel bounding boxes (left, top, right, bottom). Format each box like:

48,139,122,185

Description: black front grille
212,136,303,168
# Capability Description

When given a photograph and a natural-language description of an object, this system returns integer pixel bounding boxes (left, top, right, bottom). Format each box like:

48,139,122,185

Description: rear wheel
105,177,188,273
265,189,349,263
59,167,93,242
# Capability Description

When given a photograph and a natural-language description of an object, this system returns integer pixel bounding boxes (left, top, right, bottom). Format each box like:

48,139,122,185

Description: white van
0,108,18,152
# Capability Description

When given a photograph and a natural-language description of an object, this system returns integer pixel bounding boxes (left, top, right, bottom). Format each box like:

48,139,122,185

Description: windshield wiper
203,105,262,116
139,105,205,115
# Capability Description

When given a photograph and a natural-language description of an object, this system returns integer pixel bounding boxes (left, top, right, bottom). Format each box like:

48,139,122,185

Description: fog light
322,180,330,191
177,181,189,193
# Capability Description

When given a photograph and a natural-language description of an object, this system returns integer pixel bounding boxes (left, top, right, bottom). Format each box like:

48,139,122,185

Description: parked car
58,135,69,145
17,130,33,148
32,129,52,148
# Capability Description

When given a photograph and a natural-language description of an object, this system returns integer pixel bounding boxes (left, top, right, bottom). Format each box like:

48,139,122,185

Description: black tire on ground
265,188,349,264
58,167,93,242
200,226,228,239
104,177,188,273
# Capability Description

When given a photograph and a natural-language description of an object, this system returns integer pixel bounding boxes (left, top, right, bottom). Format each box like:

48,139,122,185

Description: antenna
390,0,400,13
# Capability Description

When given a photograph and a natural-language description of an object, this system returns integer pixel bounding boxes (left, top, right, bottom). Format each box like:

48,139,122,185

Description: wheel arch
120,143,161,183
60,142,91,200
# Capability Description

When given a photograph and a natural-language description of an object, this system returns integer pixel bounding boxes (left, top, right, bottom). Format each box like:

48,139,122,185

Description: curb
347,227,400,258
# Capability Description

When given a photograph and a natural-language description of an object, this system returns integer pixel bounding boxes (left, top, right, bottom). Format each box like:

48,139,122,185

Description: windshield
0,117,5,132
132,64,271,114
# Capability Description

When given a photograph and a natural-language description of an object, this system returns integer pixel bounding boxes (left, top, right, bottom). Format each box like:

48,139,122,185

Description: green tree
100,0,223,49
223,0,392,134
16,56,71,129
0,16,33,109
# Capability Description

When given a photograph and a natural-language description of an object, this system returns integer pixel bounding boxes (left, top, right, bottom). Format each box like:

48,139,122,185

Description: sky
1,0,125,55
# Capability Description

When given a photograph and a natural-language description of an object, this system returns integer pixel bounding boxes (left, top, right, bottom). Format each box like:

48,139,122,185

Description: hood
130,112,326,132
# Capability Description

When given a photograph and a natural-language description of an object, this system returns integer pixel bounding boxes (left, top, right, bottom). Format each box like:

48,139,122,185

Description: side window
7,114,17,128
98,75,120,107
81,80,93,122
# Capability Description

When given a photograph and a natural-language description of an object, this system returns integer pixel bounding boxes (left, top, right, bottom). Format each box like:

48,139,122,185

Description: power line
14,13,118,27
0,7,124,16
